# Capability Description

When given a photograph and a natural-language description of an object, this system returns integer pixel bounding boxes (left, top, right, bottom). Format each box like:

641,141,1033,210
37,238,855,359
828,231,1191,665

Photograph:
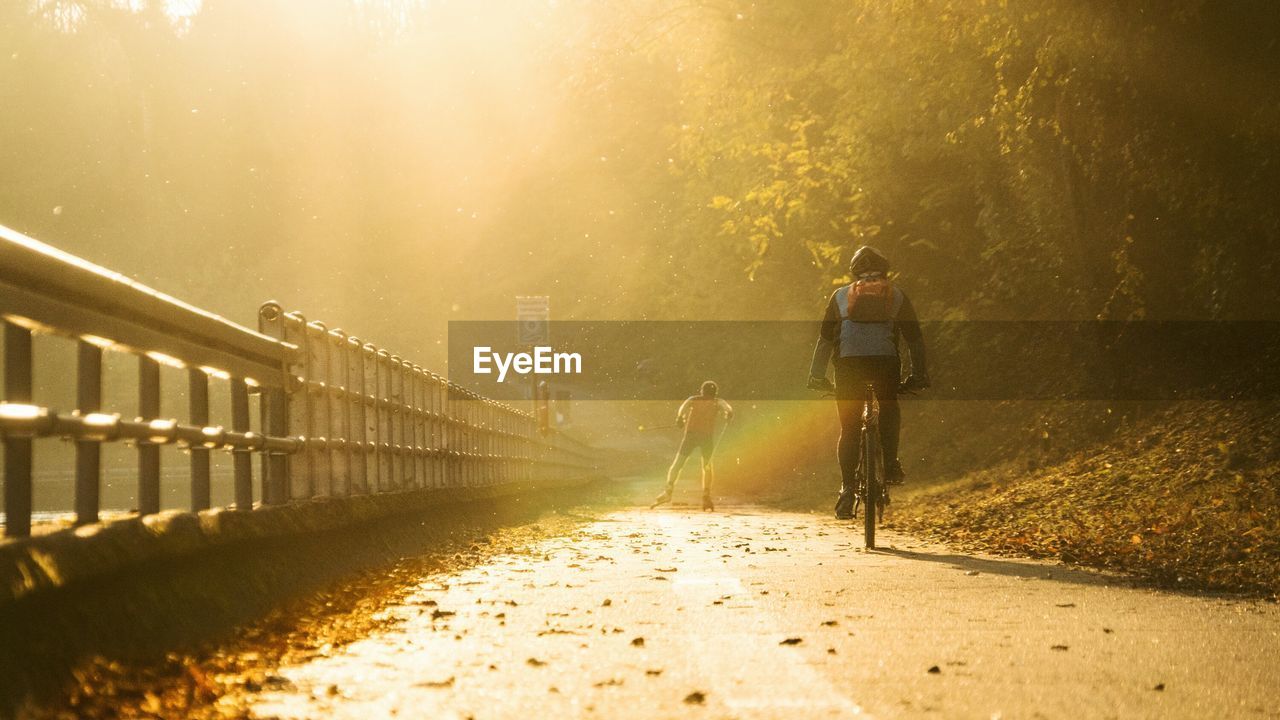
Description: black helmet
700,380,718,398
849,246,890,275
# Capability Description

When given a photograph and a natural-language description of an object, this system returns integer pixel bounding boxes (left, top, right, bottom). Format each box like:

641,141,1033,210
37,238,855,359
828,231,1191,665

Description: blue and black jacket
809,275,927,379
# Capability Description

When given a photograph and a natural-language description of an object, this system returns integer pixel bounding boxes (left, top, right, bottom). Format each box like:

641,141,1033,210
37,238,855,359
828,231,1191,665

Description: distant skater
651,380,733,511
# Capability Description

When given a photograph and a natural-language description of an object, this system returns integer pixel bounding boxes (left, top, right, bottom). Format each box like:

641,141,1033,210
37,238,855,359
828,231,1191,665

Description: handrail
0,224,295,383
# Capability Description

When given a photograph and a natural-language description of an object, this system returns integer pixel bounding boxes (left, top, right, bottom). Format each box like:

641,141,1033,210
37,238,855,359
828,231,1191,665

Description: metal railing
0,224,599,539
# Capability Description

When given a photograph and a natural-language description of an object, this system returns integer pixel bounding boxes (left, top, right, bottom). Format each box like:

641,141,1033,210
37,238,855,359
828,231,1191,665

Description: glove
807,376,836,393
900,373,930,393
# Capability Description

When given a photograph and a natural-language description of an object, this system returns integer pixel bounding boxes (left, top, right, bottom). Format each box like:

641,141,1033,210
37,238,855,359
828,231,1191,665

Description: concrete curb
0,477,596,610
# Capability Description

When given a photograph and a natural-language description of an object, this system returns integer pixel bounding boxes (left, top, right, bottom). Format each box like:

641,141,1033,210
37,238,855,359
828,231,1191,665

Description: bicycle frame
861,383,879,433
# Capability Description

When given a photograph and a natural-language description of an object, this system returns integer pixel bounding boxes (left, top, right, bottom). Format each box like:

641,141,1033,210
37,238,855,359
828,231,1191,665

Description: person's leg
700,454,715,510
833,360,863,518
835,399,860,488
666,451,689,492
872,357,903,482
653,441,692,506
701,432,715,474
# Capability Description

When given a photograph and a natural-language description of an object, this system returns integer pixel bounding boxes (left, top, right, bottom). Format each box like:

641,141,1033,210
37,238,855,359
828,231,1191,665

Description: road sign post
516,296,551,430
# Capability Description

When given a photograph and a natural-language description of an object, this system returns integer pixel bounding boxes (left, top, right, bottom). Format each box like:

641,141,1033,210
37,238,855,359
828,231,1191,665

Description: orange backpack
846,278,895,322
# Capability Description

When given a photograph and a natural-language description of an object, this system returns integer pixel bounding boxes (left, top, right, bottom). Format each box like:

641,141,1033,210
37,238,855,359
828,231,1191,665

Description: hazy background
3,0,1279,511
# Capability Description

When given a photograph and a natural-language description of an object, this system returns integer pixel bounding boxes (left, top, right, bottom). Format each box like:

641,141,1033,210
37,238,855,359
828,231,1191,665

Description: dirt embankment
887,401,1280,597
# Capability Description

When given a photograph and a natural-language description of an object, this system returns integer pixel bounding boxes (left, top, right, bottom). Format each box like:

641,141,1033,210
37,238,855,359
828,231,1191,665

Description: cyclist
651,380,733,512
808,246,928,519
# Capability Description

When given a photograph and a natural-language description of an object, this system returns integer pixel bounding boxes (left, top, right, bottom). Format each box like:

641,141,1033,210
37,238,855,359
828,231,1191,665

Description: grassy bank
886,402,1280,598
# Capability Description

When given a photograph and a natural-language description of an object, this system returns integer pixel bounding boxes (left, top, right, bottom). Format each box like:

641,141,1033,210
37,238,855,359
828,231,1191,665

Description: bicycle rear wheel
861,428,881,548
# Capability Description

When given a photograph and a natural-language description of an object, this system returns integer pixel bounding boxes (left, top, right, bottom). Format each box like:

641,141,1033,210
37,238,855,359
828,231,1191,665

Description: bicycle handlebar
808,377,929,396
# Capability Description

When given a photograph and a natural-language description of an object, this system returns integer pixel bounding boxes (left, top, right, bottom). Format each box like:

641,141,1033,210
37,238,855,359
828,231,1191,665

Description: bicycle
851,382,888,548
811,375,924,549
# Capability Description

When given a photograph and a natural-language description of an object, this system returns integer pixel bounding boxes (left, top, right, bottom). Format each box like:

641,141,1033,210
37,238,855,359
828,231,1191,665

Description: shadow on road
874,546,1123,589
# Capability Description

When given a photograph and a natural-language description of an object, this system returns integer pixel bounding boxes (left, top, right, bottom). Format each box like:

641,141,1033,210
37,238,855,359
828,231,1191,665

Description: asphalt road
239,506,1279,719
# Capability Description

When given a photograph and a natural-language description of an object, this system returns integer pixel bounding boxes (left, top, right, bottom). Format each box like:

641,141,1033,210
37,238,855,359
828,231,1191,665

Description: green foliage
585,0,1280,322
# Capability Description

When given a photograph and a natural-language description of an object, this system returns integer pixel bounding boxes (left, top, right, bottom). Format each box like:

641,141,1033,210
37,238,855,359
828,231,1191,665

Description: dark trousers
833,356,900,489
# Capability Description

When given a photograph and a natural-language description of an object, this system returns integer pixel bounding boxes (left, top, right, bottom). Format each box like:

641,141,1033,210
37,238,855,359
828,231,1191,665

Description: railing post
496,405,505,485
305,321,332,497
446,383,457,488
431,371,440,488
456,386,464,489
412,366,426,489
464,391,474,487
137,354,161,515
366,345,378,489
75,339,103,525
188,367,211,512
471,393,480,486
282,314,312,500
3,321,34,538
405,361,414,489
376,349,392,490
499,406,508,485
257,302,288,505
389,355,404,491
427,368,442,486
457,390,466,488
492,403,501,485
264,386,288,504
344,337,363,495
448,380,458,488
231,377,253,510
478,400,486,486
526,409,535,483
329,329,351,496
364,344,381,493
403,362,415,489
482,400,491,486
352,340,370,495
